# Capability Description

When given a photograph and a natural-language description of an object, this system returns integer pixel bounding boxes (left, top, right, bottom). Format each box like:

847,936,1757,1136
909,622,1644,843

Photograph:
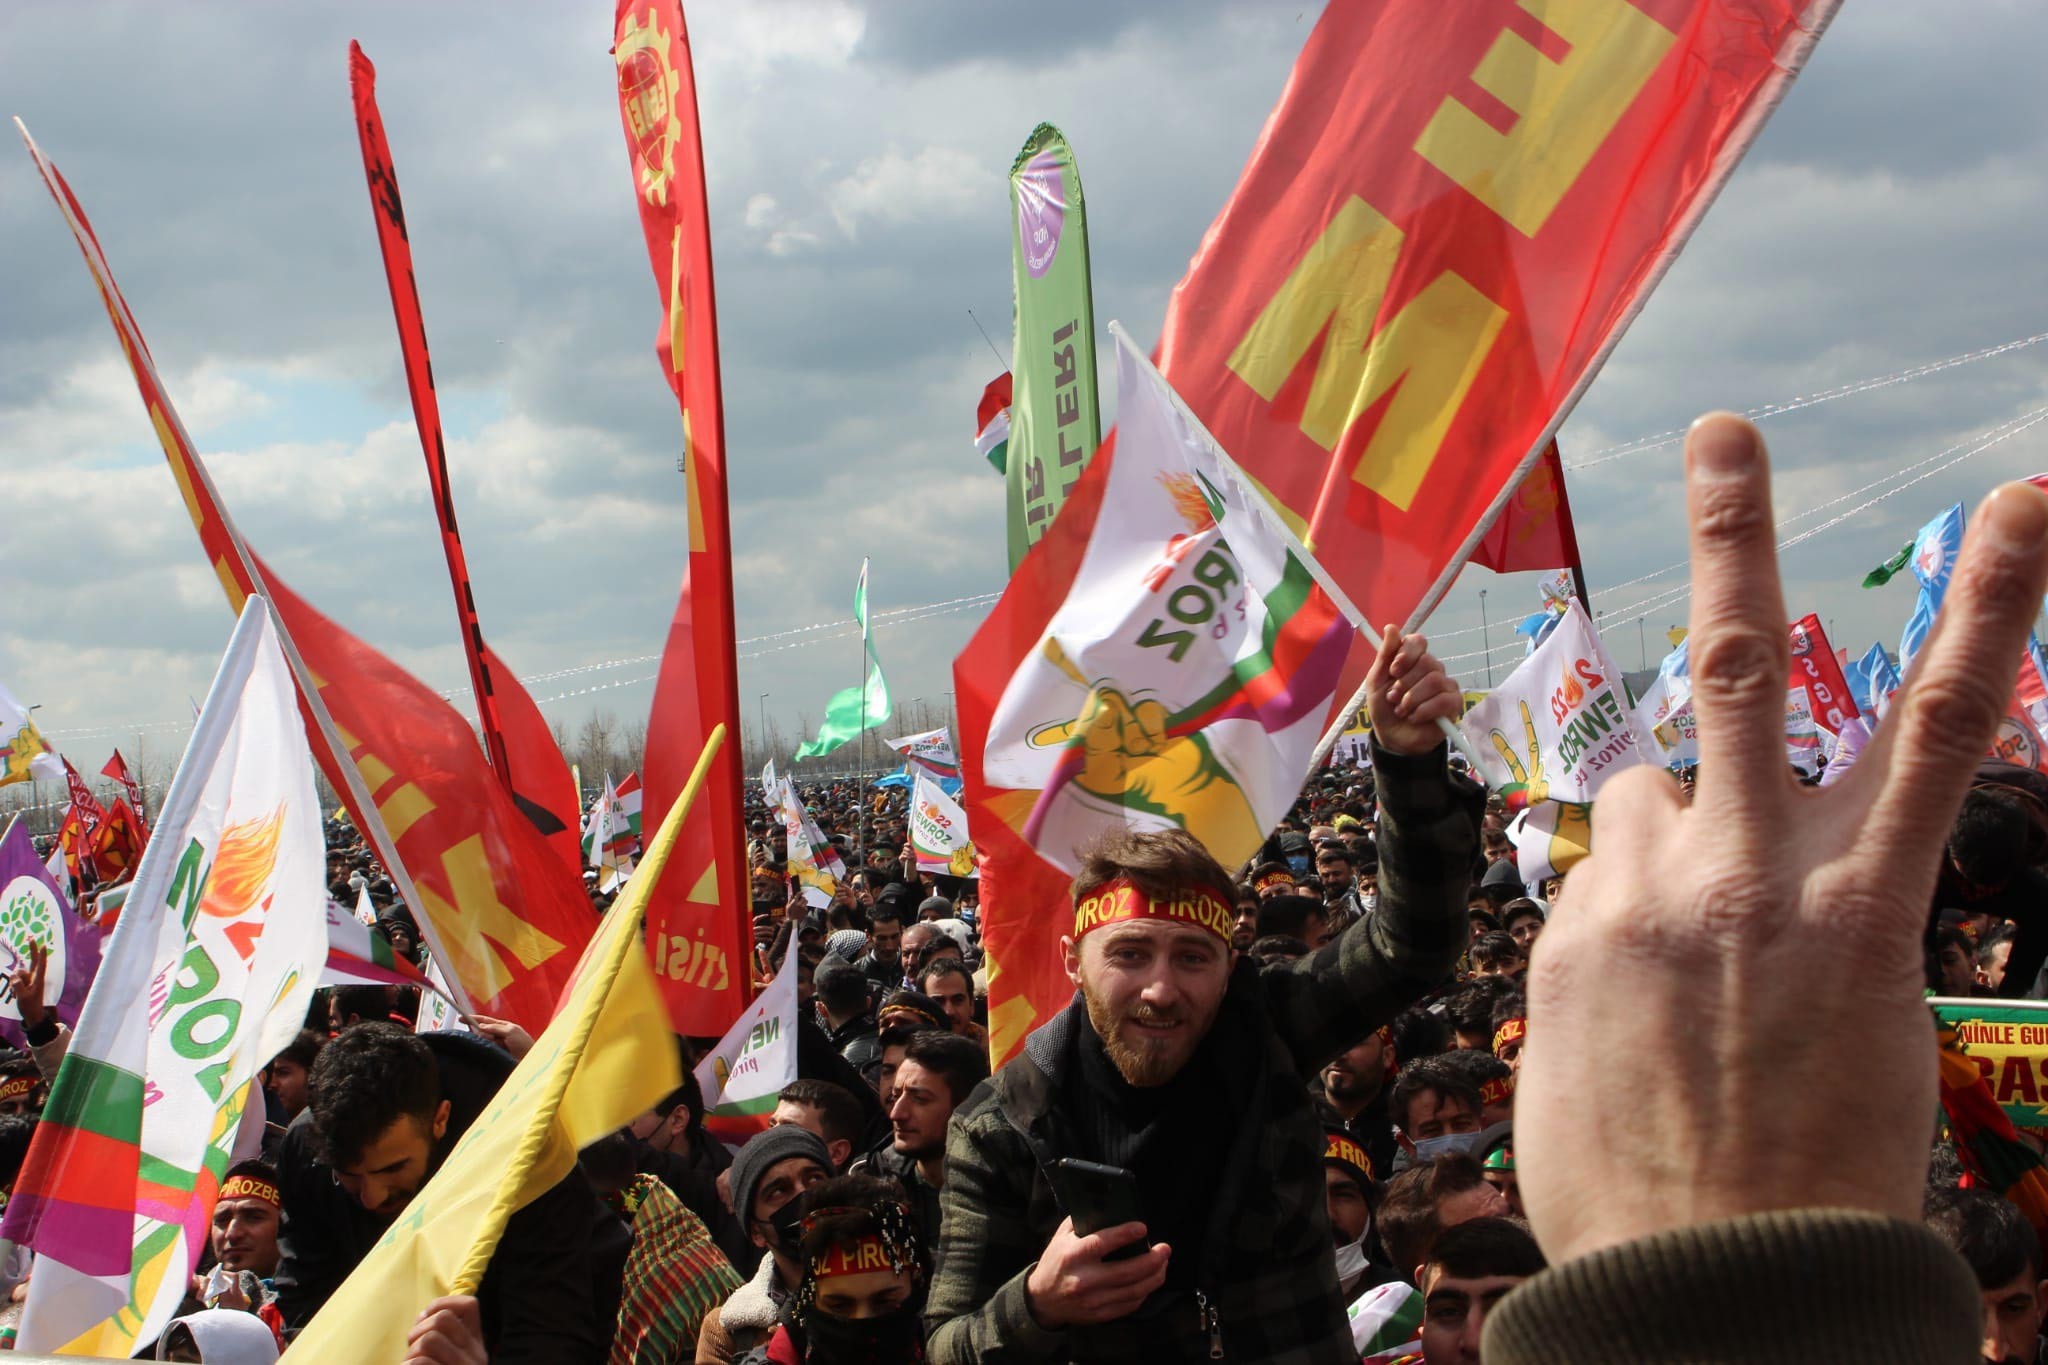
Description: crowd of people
0,418,2041,1361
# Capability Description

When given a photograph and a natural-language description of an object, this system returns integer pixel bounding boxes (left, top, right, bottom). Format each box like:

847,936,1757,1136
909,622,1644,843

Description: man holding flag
926,628,1478,1362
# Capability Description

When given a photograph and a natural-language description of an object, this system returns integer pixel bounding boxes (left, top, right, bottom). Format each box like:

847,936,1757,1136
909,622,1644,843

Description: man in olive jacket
925,632,1476,1363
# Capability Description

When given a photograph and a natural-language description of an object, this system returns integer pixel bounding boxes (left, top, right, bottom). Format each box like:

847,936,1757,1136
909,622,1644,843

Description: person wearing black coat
271,1024,628,1363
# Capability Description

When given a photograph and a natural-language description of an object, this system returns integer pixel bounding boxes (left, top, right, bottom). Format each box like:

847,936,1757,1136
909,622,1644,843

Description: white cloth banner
1460,600,1653,803
693,945,799,1121
12,599,325,1356
886,727,959,779
0,680,63,787
909,770,975,876
982,330,1351,874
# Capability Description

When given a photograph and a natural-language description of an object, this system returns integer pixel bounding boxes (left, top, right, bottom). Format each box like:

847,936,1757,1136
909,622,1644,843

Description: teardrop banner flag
612,0,750,1032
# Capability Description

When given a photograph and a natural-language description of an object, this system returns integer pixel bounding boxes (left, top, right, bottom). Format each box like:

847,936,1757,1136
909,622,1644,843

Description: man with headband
926,629,1478,1363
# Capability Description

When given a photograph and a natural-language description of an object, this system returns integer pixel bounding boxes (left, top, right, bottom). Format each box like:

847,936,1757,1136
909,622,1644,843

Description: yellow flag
284,727,726,1360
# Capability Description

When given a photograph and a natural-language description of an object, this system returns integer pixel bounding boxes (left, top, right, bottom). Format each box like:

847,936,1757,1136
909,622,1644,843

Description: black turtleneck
1068,1019,1232,1289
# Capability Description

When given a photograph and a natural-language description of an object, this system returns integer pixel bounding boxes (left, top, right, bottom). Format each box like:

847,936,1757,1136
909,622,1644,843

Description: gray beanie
918,895,954,920
729,1124,833,1223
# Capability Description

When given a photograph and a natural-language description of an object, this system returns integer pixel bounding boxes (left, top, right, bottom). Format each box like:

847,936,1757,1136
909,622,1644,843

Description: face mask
1408,1130,1487,1162
1361,894,1378,915
769,1198,808,1256
1333,1234,1369,1286
1287,854,1311,875
801,1302,922,1362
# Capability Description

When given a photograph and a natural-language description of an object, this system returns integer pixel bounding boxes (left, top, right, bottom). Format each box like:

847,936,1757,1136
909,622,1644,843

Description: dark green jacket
1486,1209,1982,1362
924,742,1480,1363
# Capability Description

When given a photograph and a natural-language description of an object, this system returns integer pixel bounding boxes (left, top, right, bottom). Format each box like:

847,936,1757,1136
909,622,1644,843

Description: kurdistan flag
976,371,1012,474
616,770,642,840
794,560,891,760
4,600,326,1357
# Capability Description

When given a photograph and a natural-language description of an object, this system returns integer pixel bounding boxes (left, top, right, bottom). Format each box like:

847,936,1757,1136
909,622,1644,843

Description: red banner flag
1156,0,1838,641
59,760,104,845
1468,439,1582,577
349,45,583,880
612,0,750,1032
100,750,145,830
1787,613,1859,738
89,796,146,883
19,124,595,1034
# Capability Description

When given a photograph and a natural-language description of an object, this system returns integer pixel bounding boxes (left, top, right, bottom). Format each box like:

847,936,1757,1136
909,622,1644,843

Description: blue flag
1899,503,1966,672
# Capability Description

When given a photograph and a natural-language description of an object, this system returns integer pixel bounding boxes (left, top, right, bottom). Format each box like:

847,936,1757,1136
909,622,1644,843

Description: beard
1083,989,1202,1087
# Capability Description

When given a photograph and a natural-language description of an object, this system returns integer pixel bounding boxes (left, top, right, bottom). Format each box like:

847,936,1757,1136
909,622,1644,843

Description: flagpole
856,635,868,873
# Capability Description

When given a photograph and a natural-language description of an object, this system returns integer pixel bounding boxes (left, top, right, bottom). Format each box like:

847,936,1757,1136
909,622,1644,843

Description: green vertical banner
1006,122,1101,570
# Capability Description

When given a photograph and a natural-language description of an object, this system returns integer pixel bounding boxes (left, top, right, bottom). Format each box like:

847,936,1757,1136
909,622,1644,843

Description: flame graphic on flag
198,808,286,920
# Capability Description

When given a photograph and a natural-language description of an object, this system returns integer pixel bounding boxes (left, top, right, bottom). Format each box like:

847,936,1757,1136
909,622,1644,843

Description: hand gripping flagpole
1107,322,1509,789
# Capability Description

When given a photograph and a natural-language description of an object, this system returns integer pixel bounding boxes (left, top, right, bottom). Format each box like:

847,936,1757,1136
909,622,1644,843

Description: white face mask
1334,1235,1370,1285
1361,893,1378,915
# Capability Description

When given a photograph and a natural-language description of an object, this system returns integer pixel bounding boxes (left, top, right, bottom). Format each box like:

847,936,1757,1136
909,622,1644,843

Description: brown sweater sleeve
1484,1209,1982,1363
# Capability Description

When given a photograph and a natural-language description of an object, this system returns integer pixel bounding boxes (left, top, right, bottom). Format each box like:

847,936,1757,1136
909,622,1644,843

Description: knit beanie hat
730,1125,833,1223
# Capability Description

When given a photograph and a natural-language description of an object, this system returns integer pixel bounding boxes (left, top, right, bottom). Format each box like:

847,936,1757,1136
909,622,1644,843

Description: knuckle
1689,629,1786,705
1950,549,2038,620
1690,479,1772,546
1899,675,2004,757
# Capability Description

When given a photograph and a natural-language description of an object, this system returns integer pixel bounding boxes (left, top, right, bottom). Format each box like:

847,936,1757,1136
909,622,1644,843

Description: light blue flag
1899,503,1966,672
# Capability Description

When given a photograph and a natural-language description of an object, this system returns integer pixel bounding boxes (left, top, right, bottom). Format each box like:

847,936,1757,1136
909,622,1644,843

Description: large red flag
612,0,749,1031
19,124,595,1034
348,44,583,879
1156,0,1839,642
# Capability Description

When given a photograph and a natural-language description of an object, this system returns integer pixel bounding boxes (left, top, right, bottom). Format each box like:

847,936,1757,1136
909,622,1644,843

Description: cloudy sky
4,0,2046,773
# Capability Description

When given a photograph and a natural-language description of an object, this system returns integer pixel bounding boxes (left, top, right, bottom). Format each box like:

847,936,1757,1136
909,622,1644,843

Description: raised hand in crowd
5,940,48,1031
1496,414,2048,1360
467,1014,534,1061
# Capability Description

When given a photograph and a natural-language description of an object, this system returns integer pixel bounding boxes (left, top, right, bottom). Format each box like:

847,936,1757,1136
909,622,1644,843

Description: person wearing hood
1477,859,1525,916
154,1309,279,1364
697,1126,835,1364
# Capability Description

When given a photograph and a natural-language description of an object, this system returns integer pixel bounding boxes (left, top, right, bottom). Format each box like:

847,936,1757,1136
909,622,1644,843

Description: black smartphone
1048,1158,1148,1258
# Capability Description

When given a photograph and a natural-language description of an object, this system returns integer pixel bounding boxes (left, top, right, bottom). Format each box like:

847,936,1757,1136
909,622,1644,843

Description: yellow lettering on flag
1225,196,1507,511
1414,0,1678,237
283,729,727,1362
417,836,568,1003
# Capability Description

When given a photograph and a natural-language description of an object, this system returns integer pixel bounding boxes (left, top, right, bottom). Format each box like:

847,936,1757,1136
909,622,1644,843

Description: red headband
1323,1132,1375,1182
218,1175,280,1208
0,1076,37,1105
1492,1018,1527,1058
1073,878,1233,944
1253,869,1296,892
813,1234,899,1280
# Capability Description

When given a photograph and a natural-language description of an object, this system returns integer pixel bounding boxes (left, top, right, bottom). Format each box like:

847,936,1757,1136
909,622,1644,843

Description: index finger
1682,414,1793,819
1853,481,2048,884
